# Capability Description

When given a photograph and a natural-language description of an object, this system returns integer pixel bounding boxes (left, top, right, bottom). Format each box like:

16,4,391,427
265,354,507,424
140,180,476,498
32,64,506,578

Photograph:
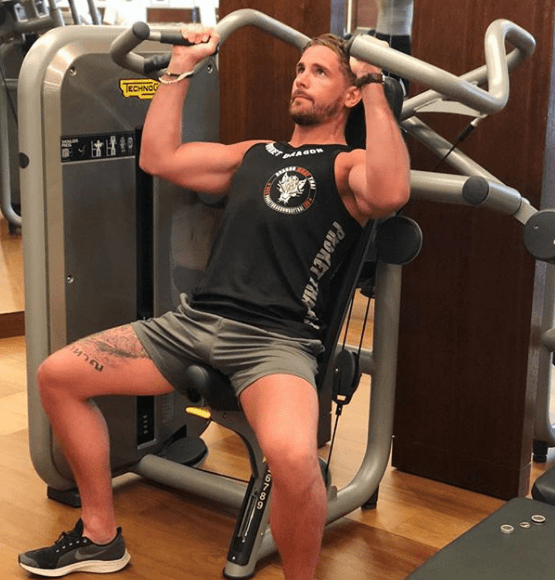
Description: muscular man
19,24,409,580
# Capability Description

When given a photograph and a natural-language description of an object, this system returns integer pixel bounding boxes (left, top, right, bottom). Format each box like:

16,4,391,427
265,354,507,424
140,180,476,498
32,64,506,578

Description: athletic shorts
131,294,324,398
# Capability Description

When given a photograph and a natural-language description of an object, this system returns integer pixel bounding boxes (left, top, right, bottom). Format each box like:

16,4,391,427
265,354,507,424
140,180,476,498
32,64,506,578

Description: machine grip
110,22,152,74
157,30,195,45
110,22,216,75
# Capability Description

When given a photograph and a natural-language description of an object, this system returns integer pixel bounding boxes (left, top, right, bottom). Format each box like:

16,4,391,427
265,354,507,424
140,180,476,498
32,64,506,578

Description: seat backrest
317,75,405,393
315,219,377,392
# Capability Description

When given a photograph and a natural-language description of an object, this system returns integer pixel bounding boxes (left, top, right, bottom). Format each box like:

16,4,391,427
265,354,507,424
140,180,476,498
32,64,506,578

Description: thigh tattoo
68,325,149,372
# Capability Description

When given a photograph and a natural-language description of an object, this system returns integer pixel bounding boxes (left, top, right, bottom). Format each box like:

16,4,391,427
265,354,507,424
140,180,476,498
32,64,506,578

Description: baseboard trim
0,311,25,338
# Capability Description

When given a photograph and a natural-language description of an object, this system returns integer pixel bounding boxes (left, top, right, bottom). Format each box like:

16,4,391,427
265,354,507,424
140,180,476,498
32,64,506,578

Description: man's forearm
362,83,410,210
139,79,190,175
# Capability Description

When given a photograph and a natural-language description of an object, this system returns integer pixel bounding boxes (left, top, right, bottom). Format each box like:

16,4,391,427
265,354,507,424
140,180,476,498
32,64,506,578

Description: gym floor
0,213,553,579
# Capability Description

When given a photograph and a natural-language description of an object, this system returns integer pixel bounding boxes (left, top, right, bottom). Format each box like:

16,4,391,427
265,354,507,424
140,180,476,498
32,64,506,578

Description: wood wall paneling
392,0,555,499
218,0,331,143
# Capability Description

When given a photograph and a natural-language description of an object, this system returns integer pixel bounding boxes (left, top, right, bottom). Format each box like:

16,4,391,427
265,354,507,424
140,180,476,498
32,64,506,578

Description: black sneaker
18,519,130,577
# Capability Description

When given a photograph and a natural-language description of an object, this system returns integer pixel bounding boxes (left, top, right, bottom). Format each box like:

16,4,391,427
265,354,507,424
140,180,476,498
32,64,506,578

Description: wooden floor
0,213,553,580
0,215,23,316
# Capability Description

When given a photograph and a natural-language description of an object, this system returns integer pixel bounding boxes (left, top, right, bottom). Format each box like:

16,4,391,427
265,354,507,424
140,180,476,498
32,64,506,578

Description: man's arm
139,24,259,195
344,55,411,221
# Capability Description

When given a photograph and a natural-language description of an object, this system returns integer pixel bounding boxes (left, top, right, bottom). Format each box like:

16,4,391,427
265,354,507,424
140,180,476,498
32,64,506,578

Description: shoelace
54,530,90,553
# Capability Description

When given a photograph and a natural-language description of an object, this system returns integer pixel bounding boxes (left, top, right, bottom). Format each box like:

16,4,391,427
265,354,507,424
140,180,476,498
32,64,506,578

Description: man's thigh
239,374,320,456
44,324,174,399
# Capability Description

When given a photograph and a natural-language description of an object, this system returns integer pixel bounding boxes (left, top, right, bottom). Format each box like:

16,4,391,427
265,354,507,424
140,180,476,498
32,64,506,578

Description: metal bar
350,19,535,116
0,71,21,227
133,454,247,509
402,117,501,180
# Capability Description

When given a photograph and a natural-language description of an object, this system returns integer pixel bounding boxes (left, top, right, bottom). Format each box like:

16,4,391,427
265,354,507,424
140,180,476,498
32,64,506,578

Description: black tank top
190,142,363,339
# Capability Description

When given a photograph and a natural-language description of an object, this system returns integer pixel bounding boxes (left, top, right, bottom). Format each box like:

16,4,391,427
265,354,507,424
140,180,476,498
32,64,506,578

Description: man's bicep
159,141,253,194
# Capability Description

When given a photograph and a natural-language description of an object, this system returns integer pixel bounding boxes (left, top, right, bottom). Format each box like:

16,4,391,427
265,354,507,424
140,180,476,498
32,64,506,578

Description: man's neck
288,119,347,148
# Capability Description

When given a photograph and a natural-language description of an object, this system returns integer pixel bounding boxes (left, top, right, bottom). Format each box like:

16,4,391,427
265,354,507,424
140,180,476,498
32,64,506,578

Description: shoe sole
19,550,131,577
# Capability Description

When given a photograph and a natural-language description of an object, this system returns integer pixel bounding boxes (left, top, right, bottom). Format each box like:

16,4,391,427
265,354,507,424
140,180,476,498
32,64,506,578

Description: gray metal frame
19,9,551,578
0,0,101,229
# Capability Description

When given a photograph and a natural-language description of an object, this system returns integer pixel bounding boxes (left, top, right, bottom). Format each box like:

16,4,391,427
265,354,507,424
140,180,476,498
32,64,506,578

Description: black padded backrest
346,76,404,149
315,220,377,390
317,76,404,389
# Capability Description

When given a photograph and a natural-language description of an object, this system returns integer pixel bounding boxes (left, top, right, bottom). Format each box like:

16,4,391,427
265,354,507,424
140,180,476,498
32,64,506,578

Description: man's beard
289,97,342,126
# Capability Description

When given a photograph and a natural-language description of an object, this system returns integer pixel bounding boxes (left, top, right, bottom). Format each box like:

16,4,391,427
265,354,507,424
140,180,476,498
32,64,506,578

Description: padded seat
183,364,240,411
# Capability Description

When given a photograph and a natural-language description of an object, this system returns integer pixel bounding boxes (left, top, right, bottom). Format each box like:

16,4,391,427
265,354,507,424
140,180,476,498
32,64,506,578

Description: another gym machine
0,0,101,233
19,8,553,578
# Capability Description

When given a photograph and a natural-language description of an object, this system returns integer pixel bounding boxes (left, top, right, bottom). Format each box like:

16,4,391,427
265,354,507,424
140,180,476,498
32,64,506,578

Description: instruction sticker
119,78,160,100
61,132,136,163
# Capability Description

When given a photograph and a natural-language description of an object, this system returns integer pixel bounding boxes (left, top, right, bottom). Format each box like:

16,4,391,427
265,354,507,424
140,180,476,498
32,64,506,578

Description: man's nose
295,71,309,88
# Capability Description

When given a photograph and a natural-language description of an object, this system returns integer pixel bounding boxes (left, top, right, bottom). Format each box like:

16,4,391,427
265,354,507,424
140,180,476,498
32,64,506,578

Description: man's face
289,45,351,126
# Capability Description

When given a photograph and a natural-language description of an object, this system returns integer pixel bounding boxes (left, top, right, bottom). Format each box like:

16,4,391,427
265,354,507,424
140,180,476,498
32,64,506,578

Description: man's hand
167,23,220,74
349,38,389,85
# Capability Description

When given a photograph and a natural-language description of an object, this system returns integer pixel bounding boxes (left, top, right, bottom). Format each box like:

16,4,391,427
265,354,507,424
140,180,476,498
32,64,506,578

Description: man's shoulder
336,147,365,168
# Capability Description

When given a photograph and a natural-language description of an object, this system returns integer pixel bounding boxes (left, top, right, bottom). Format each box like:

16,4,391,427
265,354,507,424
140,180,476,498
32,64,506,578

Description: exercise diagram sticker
119,78,160,100
264,166,316,214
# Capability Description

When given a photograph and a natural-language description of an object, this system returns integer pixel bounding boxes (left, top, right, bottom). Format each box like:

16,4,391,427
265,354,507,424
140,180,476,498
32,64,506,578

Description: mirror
345,0,414,41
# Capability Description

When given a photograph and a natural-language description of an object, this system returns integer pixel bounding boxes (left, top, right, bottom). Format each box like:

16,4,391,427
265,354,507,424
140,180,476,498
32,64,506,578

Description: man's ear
345,85,362,110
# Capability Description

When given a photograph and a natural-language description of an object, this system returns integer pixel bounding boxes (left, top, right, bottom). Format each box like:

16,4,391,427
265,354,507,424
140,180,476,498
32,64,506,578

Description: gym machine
0,0,101,232
20,8,553,578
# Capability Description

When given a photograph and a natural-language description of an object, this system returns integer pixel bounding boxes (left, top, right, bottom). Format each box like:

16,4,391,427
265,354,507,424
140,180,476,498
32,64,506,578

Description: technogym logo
263,166,316,214
119,79,160,100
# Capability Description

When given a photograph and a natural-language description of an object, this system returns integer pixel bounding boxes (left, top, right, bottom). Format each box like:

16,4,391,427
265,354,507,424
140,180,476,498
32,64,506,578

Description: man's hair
303,33,357,86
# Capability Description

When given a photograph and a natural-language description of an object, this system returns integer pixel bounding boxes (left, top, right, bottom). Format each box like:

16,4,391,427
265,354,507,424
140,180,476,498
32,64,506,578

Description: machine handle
349,19,535,116
109,22,156,75
409,171,537,223
109,21,210,74
109,9,309,76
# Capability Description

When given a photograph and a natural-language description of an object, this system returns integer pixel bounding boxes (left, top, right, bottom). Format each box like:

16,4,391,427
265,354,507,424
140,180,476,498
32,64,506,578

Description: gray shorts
131,294,324,397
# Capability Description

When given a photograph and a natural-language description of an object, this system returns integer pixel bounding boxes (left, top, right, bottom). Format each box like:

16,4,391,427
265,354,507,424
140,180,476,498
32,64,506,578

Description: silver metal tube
215,8,309,49
403,50,525,120
46,0,66,28
0,69,21,227
409,171,535,225
410,171,472,205
402,117,501,180
15,15,56,34
111,9,310,76
327,263,403,517
86,0,102,25
351,19,535,116
471,179,524,216
134,454,247,509
66,0,81,24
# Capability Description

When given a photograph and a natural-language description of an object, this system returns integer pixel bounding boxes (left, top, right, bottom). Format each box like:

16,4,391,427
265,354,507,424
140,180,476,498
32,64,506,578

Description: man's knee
36,350,75,403
264,439,320,488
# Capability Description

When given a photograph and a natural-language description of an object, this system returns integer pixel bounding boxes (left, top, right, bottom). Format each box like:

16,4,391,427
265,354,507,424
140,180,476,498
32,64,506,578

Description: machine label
119,79,160,100
61,132,136,163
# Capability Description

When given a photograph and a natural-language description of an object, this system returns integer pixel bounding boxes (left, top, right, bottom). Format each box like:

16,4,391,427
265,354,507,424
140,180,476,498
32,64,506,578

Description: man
19,24,409,580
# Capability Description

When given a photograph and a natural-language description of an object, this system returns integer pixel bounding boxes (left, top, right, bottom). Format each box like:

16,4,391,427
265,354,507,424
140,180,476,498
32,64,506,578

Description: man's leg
36,324,174,543
239,374,327,580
